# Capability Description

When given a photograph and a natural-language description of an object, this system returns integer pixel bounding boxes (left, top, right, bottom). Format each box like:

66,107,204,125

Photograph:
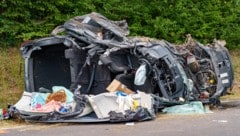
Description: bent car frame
10,12,234,122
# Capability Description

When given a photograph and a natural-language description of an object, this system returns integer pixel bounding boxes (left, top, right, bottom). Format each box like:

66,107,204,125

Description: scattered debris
162,101,206,114
0,109,2,120
0,109,9,120
7,12,234,123
212,120,228,123
125,122,135,126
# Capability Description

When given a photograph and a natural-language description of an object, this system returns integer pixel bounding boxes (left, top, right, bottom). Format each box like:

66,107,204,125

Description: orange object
106,79,134,94
46,90,66,103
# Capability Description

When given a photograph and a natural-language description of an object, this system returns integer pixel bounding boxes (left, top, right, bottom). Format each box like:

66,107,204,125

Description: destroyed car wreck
9,12,234,123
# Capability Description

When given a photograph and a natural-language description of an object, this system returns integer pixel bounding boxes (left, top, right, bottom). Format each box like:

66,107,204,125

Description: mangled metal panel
11,12,234,122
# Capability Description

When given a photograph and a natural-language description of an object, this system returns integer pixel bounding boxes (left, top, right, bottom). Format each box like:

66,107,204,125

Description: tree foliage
0,0,240,48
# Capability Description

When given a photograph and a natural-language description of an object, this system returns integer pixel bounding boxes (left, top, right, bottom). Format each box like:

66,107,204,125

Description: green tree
0,0,239,48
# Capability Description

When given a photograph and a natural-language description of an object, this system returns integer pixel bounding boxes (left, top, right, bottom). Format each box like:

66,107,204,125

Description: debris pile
8,12,234,122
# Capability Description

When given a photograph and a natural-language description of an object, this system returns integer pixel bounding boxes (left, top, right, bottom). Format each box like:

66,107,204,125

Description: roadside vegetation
0,47,24,108
221,49,240,100
1,1,240,49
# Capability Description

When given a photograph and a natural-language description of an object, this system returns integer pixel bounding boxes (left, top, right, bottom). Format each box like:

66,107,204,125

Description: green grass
229,49,240,83
0,47,24,109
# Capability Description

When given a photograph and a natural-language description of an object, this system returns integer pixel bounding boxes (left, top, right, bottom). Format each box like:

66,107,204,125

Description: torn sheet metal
11,12,234,123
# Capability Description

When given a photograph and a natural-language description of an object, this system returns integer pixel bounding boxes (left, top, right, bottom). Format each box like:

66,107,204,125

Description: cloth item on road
162,101,206,114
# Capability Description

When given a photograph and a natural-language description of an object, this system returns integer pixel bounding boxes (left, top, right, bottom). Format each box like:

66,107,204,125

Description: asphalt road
1,100,240,136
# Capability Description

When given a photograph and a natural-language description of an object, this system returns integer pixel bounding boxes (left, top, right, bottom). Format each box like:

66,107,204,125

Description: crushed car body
9,12,234,122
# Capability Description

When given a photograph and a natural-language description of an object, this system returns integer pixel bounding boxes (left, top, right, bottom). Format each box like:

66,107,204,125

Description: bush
0,0,240,48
